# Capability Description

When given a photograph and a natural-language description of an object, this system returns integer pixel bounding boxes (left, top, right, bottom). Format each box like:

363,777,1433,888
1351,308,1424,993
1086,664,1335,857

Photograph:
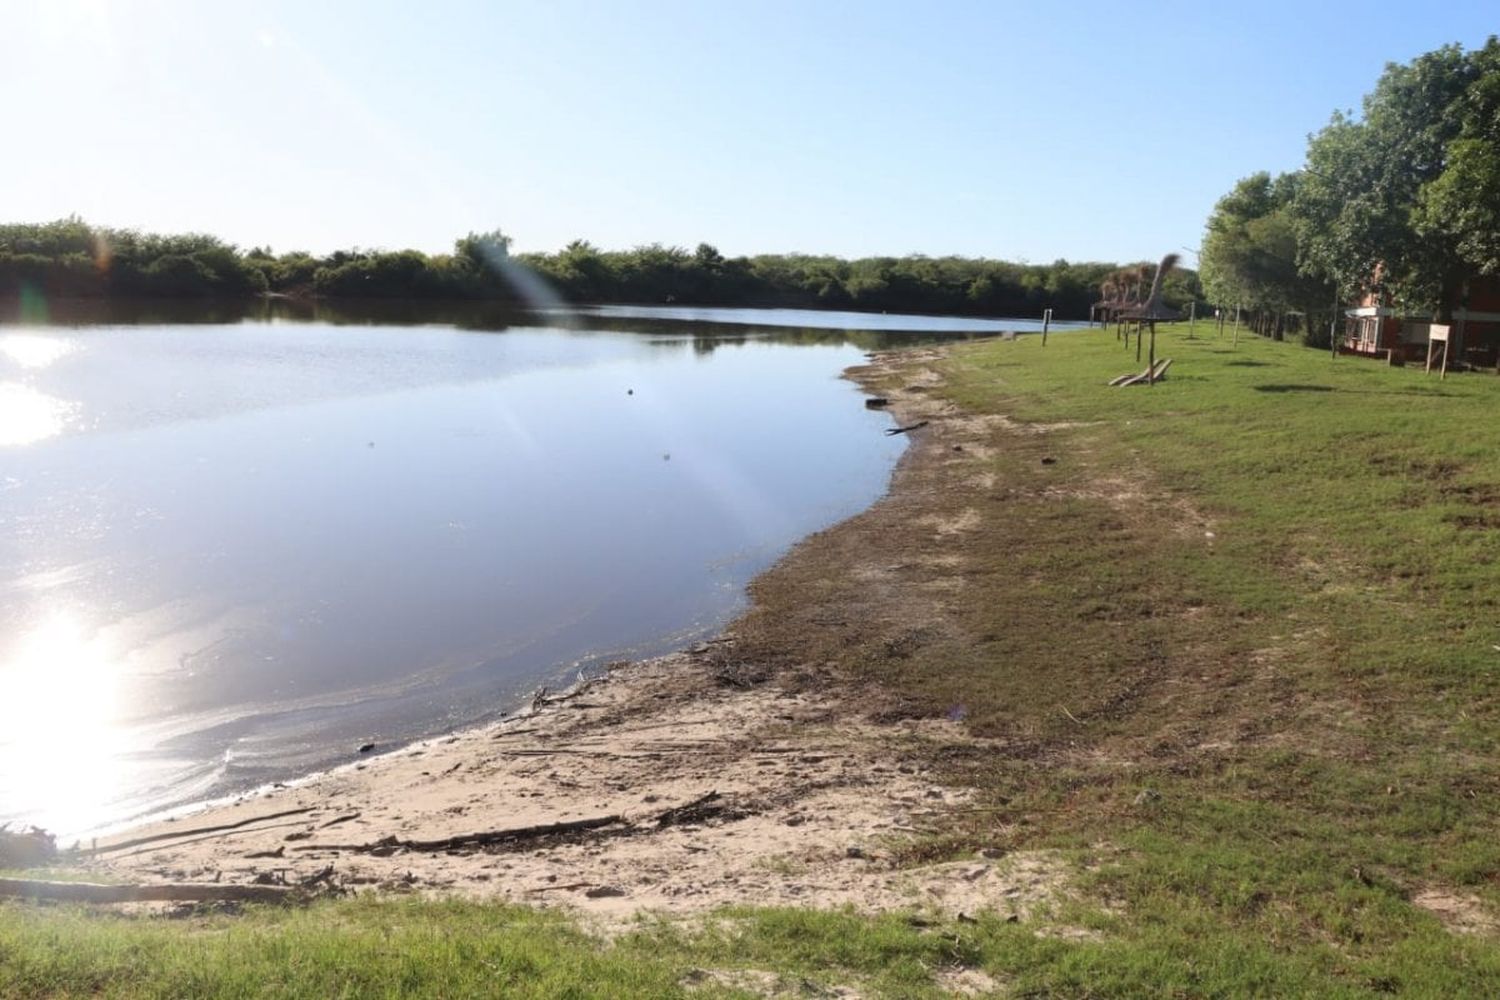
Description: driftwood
84,807,316,856
0,877,296,905
294,814,627,854
290,791,732,856
884,420,929,436
653,791,723,828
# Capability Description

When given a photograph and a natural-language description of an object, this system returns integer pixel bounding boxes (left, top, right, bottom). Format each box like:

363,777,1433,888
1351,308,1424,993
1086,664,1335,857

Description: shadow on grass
1252,383,1460,399
1225,360,1273,368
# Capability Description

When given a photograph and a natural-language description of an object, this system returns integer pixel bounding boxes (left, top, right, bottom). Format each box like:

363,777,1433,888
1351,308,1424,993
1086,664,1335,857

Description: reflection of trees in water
7,298,1002,351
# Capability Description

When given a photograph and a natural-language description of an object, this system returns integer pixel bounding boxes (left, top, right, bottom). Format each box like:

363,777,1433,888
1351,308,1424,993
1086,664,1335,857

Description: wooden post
1147,320,1157,385
1426,324,1451,379
1232,305,1241,347
1041,308,1051,346
1330,303,1342,360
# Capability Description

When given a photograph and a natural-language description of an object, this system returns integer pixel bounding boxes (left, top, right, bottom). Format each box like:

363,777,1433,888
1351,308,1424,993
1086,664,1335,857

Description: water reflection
0,613,133,837
0,383,74,445
0,304,948,836
5,296,1034,350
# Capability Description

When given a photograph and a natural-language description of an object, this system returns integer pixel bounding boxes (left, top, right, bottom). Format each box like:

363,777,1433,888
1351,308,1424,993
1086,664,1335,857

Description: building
1343,276,1500,367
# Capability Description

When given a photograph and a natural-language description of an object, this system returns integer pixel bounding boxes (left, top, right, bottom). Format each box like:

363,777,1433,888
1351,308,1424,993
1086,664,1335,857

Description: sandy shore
83,346,1074,922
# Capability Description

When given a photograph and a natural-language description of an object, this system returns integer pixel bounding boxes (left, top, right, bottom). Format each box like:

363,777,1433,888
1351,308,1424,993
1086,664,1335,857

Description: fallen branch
0,877,296,905
885,420,929,436
526,881,596,894
83,808,316,856
293,814,627,854
653,791,723,828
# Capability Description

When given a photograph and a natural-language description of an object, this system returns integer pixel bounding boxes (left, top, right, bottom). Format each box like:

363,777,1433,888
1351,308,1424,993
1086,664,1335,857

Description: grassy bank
6,324,1500,996
740,322,1500,993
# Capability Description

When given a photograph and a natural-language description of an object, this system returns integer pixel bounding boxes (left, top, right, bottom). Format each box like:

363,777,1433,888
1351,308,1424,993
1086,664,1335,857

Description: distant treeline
1,218,1203,320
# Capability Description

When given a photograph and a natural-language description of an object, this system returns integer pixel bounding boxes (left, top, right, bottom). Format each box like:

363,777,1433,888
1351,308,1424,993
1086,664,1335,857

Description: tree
1201,172,1334,343
454,230,512,272
1413,39,1500,279
1294,38,1499,315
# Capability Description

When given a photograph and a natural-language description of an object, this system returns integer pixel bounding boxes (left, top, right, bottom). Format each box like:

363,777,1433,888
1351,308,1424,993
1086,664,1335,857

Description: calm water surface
0,303,1004,836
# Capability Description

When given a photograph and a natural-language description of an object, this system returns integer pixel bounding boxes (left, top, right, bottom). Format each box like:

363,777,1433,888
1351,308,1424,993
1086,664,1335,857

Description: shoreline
81,343,1073,921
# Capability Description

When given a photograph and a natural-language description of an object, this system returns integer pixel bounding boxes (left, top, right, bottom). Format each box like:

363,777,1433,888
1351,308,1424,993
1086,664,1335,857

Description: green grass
7,894,1487,998
7,324,1500,997
923,325,1500,992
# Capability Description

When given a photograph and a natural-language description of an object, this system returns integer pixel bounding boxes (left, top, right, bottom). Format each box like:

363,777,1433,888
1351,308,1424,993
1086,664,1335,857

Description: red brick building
1343,276,1500,366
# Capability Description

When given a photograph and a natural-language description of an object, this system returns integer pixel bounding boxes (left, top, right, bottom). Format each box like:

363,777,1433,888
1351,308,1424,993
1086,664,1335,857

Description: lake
0,301,1069,837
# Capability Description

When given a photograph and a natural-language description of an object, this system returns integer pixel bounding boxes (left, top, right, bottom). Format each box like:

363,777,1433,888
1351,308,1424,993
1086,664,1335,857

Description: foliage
1199,172,1336,344
0,218,1204,319
521,244,1202,318
1291,37,1500,314
0,218,266,298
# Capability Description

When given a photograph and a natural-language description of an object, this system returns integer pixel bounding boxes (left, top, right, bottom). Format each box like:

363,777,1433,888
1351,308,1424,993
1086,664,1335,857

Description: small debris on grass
584,885,626,898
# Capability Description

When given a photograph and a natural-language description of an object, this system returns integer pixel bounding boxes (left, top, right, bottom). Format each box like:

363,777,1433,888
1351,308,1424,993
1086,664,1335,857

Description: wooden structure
1117,254,1181,384
1092,258,1182,376
1110,358,1173,386
1426,324,1452,378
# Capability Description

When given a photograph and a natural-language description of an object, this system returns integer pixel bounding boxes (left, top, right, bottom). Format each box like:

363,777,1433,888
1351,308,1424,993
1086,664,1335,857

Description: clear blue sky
4,1,1495,265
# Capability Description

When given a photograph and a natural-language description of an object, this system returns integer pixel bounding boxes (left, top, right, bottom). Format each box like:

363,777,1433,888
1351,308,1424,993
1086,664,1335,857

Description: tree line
1199,36,1500,348
0,217,1203,321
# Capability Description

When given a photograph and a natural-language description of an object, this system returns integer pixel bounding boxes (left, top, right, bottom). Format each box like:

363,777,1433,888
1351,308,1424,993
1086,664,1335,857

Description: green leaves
1200,172,1332,328
1289,37,1500,312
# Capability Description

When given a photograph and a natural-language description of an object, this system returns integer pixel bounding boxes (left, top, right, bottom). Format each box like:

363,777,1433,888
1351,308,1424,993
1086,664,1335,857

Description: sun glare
0,383,74,446
0,333,75,369
0,613,133,837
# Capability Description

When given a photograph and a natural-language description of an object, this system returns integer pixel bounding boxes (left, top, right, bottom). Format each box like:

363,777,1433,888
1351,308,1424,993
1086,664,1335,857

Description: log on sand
295,813,628,854
83,807,316,856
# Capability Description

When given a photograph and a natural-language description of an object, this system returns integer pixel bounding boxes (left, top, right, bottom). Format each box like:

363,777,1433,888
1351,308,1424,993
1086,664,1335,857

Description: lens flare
18,283,49,325
92,231,113,274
